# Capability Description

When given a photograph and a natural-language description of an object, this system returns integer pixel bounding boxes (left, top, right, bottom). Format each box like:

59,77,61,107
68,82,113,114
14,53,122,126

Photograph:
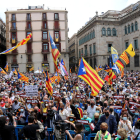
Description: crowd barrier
2,125,140,140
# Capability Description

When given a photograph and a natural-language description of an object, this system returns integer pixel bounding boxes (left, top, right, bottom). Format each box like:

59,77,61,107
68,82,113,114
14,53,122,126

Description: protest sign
53,93,61,98
76,94,86,99
25,85,38,97
26,99,39,104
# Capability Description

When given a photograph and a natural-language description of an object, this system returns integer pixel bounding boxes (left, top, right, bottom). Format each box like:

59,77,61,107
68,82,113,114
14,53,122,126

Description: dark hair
0,117,6,129
30,112,37,120
75,122,83,133
122,113,128,117
135,121,140,129
28,116,35,123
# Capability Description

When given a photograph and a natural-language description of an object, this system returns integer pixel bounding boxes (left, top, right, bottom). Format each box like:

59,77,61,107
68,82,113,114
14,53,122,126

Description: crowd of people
0,71,140,140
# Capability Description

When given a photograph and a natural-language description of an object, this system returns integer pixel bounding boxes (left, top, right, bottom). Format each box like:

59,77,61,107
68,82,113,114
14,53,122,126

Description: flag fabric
0,67,7,75
112,64,120,74
49,33,61,72
95,66,98,72
104,65,110,72
121,68,124,78
115,60,124,71
125,44,135,57
46,71,53,95
120,51,129,64
64,76,68,80
18,72,29,82
59,62,68,76
75,65,77,72
70,69,72,73
0,33,32,54
50,77,55,83
4,62,8,72
61,59,68,73
104,75,109,82
30,67,34,72
78,57,104,96
98,65,102,72
111,47,119,63
42,69,46,78
54,72,61,83
79,59,81,66
12,68,17,75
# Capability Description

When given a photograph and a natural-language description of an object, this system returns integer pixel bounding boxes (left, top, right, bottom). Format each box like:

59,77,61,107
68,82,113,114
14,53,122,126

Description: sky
0,0,138,38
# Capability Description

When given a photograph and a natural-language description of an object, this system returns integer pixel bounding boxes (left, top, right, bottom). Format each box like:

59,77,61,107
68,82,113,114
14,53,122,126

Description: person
96,108,117,136
0,116,16,140
91,113,100,133
59,103,69,120
12,97,20,111
65,122,83,140
93,107,102,120
94,122,111,140
118,113,132,136
87,99,97,119
116,128,128,140
131,120,140,140
19,115,39,140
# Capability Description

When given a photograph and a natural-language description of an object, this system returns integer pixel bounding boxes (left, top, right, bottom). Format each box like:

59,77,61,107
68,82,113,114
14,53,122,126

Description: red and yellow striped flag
120,51,129,64
0,67,7,75
30,67,34,72
18,72,29,82
109,70,116,85
115,60,124,71
4,62,8,72
78,58,104,96
46,71,53,95
121,68,124,78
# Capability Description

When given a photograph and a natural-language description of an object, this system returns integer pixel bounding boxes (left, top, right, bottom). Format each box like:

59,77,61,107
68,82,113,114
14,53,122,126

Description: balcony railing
12,59,17,64
10,27,17,32
42,37,49,42
41,26,48,31
11,18,16,21
53,25,60,30
26,17,31,21
12,49,18,54
25,49,33,54
25,27,32,31
41,49,50,54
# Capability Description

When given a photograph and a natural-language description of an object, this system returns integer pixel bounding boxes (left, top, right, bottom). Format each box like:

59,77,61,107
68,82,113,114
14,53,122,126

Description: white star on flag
82,67,86,72
52,41,55,46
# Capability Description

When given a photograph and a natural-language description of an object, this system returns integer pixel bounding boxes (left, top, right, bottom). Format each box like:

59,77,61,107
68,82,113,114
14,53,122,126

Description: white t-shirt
59,109,69,120
87,105,97,119
132,126,140,137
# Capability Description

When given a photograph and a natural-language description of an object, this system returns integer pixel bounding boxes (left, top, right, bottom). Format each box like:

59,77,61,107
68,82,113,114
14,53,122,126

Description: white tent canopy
34,70,42,74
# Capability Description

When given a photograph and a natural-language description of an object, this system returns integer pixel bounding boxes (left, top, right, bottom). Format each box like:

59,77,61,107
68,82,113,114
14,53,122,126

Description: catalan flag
125,43,135,57
4,62,8,72
61,59,67,71
95,66,98,72
0,33,32,54
54,72,61,83
104,65,110,72
49,33,61,72
98,65,102,72
12,68,17,75
78,57,104,96
18,72,29,82
64,76,68,80
115,59,124,71
30,67,34,72
46,71,53,95
0,67,7,75
121,68,124,78
42,69,46,78
120,51,129,64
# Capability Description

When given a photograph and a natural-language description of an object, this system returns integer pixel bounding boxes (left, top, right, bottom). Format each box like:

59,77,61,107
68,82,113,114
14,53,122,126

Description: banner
25,85,38,97
26,99,39,104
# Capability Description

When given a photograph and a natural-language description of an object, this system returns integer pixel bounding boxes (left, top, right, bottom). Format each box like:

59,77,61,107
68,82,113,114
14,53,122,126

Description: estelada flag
120,51,129,64
46,71,53,95
125,43,135,57
0,67,7,75
4,62,8,72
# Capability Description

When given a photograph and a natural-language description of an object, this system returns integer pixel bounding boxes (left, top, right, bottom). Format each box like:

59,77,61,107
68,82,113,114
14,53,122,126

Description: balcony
27,38,32,43
12,49,18,54
42,16,47,21
10,27,17,32
27,59,32,63
11,18,16,22
42,59,48,63
53,26,60,31
42,38,49,42
26,17,31,21
41,26,48,31
12,59,17,64
10,38,17,44
25,27,32,31
41,49,50,54
54,36,61,42
25,49,33,54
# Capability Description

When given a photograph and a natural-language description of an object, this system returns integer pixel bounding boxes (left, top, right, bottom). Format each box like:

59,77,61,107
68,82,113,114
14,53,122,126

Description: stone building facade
0,18,6,68
69,1,140,71
5,5,69,73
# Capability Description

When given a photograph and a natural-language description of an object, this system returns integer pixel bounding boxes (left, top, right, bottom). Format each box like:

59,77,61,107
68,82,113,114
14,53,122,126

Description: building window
128,25,130,33
90,59,92,67
94,58,96,68
54,13,59,20
27,43,32,53
92,30,95,38
56,43,61,52
131,23,134,32
112,28,117,36
107,28,111,36
93,44,96,54
43,21,47,29
12,22,16,29
28,55,31,62
108,43,112,52
135,21,138,31
27,13,31,20
102,27,106,36
27,32,31,38
134,55,139,67
126,56,130,67
12,32,16,39
43,43,49,51
90,45,92,55
12,14,15,20
125,41,129,49
55,31,59,39
79,50,81,58
43,13,46,19
44,54,47,61
125,26,127,34
134,39,138,49
81,48,83,56
85,46,87,56
27,22,31,29
43,32,48,39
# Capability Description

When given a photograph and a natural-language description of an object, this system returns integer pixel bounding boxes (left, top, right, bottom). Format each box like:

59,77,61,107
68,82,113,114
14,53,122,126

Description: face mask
96,110,100,113
101,129,106,133
104,103,107,107
109,108,113,112
105,112,109,117
44,100,47,102
95,118,98,121
83,115,87,119
91,103,94,106
123,117,127,120
135,113,139,116
14,101,17,104
75,104,79,108
20,109,24,112
87,101,90,104
70,118,73,121
117,134,121,139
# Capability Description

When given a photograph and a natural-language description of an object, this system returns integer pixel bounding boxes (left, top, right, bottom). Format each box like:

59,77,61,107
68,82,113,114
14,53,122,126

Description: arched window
107,28,111,36
131,23,134,32
128,25,130,33
135,21,138,31
112,28,117,36
125,26,127,34
102,27,106,36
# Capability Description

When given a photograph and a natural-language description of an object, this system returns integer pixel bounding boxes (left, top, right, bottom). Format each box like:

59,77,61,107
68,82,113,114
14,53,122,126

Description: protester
116,128,128,140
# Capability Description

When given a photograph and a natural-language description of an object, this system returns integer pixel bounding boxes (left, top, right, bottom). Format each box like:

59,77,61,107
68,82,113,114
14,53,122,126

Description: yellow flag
111,47,118,55
125,44,135,57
